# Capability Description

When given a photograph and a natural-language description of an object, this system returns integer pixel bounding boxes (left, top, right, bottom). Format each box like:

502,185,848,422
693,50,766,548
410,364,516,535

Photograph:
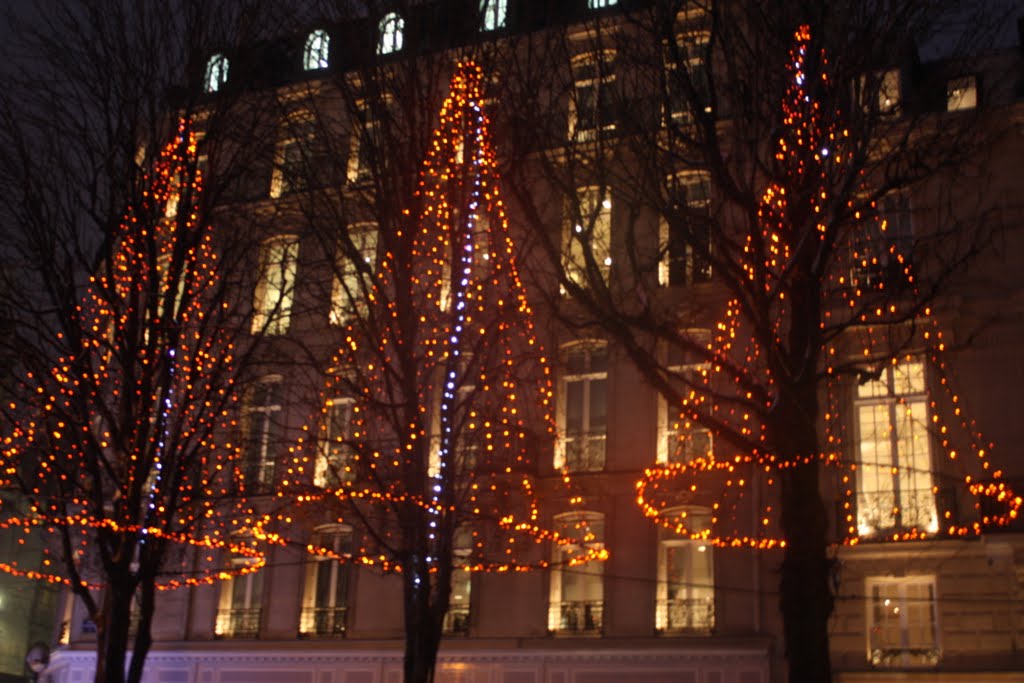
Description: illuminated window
241,377,282,491
480,0,507,31
443,529,473,635
378,12,404,55
664,32,710,125
656,506,714,633
860,69,900,115
204,53,229,93
588,0,618,8
657,330,712,465
946,75,977,112
252,235,299,335
548,512,604,635
866,576,940,667
565,186,612,288
303,29,330,70
555,343,607,472
215,559,263,638
570,51,616,141
330,222,378,325
659,170,711,286
300,525,352,637
347,100,388,185
855,359,937,537
315,394,356,487
850,192,912,289
270,113,330,197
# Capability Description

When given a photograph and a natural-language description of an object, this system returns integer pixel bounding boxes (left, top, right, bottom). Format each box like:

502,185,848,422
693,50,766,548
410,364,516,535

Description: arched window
378,12,404,55
303,29,330,70
204,53,229,93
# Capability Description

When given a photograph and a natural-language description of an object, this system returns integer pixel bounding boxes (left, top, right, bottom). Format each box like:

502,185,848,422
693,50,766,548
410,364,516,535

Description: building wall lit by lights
44,2,1024,683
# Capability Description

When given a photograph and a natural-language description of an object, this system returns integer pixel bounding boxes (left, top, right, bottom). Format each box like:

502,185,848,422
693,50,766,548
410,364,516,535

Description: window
215,560,263,638
330,223,378,325
443,530,473,635
659,171,712,286
860,69,900,115
850,192,912,289
304,29,330,70
378,12,404,55
588,0,618,8
664,32,710,125
480,0,507,31
946,75,977,112
549,512,604,635
204,53,229,93
657,331,712,465
855,359,937,537
565,186,612,288
570,52,616,141
315,394,356,487
270,114,330,197
241,377,283,492
347,100,388,185
656,507,714,633
252,235,300,335
300,525,353,637
866,576,940,667
555,343,608,472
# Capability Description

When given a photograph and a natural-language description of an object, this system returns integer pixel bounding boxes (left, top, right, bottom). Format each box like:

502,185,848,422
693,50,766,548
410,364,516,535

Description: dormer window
204,53,229,93
946,75,977,112
480,0,507,31
304,29,330,71
378,12,404,55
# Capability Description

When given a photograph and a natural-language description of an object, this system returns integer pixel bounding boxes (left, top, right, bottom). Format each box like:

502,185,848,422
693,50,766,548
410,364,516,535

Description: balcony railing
564,436,606,472
551,600,603,635
300,606,347,637
659,596,714,633
216,608,261,638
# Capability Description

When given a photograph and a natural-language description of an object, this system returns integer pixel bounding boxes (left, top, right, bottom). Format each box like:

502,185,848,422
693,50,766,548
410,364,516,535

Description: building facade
45,2,1024,683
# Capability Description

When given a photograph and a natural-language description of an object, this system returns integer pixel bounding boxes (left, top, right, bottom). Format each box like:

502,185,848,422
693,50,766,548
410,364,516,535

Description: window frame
663,31,711,126
854,358,937,537
656,330,712,465
378,12,404,55
659,170,712,287
548,511,605,635
564,185,613,289
479,0,507,31
555,342,608,472
330,222,378,325
865,575,941,668
946,75,977,112
303,29,330,71
204,53,229,93
215,557,263,638
241,376,283,492
849,192,913,289
569,51,617,142
300,524,353,637
251,234,300,335
655,506,715,633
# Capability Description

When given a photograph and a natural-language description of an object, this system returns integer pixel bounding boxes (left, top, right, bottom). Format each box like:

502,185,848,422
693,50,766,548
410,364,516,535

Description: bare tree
0,3,298,682
266,54,589,683
493,2,1019,682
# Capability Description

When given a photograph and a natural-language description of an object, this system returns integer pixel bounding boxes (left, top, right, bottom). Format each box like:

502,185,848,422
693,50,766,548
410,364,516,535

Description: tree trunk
94,581,133,683
401,569,443,683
